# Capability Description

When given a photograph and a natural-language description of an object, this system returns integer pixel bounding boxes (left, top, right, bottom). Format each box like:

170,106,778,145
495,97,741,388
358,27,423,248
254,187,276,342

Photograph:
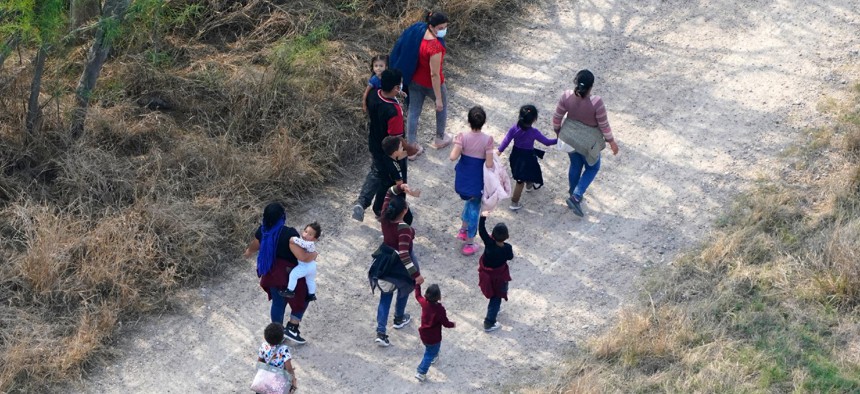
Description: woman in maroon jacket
244,203,316,344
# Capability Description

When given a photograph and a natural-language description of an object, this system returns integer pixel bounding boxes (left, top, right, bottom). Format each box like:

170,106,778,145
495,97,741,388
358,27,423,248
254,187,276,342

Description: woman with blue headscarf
244,202,317,344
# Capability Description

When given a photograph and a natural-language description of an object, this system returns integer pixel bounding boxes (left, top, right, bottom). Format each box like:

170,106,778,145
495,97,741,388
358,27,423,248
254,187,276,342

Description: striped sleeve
396,223,418,277
592,96,614,142
552,90,574,132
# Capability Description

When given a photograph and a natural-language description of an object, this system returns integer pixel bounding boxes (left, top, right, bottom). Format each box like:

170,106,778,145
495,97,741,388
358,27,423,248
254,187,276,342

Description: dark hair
263,203,286,229
384,194,408,221
517,104,538,129
381,68,402,92
574,69,595,98
467,106,486,130
381,135,403,156
425,284,441,303
264,322,284,346
370,54,389,73
425,11,448,27
305,222,321,239
492,222,509,242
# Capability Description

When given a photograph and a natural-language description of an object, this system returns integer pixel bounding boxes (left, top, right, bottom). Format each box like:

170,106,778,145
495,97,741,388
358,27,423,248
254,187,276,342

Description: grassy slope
539,84,860,393
0,0,523,391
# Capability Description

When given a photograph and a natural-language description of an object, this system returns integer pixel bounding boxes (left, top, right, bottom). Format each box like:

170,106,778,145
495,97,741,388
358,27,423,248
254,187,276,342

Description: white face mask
436,28,447,38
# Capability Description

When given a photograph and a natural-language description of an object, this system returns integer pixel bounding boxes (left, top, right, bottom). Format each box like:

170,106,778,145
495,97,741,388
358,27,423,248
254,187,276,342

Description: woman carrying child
414,283,456,382
450,106,494,256
244,203,315,344
477,211,513,332
498,105,558,211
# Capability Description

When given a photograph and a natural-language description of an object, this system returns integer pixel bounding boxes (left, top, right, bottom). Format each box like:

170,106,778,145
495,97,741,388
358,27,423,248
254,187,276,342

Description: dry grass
539,84,860,393
0,0,527,391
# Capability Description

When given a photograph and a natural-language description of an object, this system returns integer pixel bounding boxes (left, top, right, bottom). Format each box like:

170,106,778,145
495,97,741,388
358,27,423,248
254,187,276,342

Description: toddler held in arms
279,222,321,301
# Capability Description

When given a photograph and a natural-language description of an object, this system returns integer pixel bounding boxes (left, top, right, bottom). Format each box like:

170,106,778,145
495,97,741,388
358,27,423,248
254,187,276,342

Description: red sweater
380,186,419,278
415,284,455,345
412,38,446,88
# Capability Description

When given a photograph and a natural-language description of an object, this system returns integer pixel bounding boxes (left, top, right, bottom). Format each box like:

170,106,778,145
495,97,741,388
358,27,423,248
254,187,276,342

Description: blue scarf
256,217,284,277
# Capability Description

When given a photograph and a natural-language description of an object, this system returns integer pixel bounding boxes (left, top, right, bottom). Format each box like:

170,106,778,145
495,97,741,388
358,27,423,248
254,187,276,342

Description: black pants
356,161,413,224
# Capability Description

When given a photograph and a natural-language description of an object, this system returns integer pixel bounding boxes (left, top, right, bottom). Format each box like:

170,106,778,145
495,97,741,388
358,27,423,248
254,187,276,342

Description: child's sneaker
461,243,478,256
351,204,364,221
525,183,535,192
566,195,584,217
484,322,502,332
415,372,427,382
431,355,439,365
375,332,390,347
456,228,467,241
306,293,317,302
279,288,296,298
393,313,412,329
509,201,523,211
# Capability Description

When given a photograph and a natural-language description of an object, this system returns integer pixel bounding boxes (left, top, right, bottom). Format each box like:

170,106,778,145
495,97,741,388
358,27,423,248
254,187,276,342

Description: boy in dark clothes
414,283,455,382
352,69,417,222
477,211,514,332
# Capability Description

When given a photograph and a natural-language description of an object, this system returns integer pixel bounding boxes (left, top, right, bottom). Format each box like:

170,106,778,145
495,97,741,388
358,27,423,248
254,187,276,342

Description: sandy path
70,1,859,393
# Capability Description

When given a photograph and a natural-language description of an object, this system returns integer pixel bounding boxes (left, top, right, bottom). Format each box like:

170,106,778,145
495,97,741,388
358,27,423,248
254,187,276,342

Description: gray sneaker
351,204,364,221
509,201,523,211
484,322,502,332
566,196,584,217
415,372,427,382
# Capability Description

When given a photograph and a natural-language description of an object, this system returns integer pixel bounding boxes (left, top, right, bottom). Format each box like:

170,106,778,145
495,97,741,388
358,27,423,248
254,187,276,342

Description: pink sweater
551,90,614,142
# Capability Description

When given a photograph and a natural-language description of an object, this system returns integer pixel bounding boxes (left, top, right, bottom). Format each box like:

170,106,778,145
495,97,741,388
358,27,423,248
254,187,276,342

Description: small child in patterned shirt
257,323,297,391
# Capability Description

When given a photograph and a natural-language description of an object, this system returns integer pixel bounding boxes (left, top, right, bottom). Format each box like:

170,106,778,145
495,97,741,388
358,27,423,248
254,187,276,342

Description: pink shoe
461,243,478,256
456,228,467,241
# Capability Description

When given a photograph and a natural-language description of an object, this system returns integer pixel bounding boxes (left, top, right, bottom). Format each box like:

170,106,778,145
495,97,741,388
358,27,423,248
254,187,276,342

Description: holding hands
401,183,421,198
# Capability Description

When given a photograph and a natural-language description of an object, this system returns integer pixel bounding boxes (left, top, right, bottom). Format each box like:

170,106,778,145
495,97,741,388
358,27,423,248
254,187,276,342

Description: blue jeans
567,152,601,199
417,342,441,375
376,287,410,334
376,250,419,334
270,287,309,324
485,282,508,326
461,197,481,239
406,82,448,144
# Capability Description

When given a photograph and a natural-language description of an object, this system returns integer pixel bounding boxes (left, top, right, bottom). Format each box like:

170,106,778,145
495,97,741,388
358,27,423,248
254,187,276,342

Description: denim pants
567,152,601,199
417,342,441,375
356,161,410,221
376,250,419,334
485,282,508,326
461,197,481,239
406,82,448,144
270,287,309,324
287,261,317,294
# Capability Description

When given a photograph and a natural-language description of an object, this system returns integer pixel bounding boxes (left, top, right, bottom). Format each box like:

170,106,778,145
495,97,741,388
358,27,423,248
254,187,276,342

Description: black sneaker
393,313,411,329
375,332,390,347
279,288,296,298
351,204,364,221
306,293,317,302
566,195,584,217
285,323,306,345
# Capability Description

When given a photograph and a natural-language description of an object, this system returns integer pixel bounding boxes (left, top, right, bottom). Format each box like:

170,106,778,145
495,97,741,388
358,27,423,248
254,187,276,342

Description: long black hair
425,11,448,27
517,104,538,129
574,69,595,98
384,194,408,221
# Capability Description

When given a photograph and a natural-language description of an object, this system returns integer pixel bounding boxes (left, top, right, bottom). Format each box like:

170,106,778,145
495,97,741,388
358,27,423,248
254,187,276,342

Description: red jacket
478,256,512,300
415,284,455,345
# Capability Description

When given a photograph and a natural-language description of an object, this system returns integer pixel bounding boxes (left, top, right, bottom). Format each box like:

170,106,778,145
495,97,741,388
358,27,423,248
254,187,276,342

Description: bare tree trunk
25,47,48,135
69,0,132,139
0,34,20,70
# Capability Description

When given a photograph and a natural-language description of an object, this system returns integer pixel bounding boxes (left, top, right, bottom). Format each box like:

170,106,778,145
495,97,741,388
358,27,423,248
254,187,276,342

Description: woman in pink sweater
552,70,620,217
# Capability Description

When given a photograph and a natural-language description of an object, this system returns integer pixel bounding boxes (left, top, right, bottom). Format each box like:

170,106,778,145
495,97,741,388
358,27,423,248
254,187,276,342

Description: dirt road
71,1,859,392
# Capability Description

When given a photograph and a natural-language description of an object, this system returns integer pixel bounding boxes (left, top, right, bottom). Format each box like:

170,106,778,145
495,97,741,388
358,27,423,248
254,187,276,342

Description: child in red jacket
414,283,455,382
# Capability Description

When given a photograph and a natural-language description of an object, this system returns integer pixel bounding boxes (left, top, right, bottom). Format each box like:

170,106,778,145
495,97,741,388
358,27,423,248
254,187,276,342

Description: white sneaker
415,373,427,382
509,201,523,211
484,322,502,332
